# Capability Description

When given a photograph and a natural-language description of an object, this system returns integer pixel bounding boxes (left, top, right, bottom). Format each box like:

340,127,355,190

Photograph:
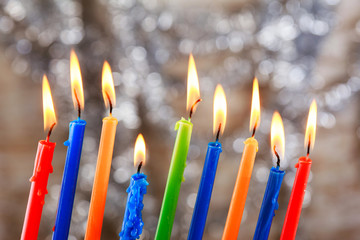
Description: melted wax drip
119,173,149,240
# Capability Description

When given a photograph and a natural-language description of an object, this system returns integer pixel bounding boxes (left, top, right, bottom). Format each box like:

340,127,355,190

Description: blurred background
0,0,360,239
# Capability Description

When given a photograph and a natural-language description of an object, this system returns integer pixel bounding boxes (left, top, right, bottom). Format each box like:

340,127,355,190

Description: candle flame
249,78,261,133
271,111,285,161
304,100,317,152
70,49,84,110
186,53,200,112
213,84,227,136
42,75,57,131
134,134,146,167
102,61,116,108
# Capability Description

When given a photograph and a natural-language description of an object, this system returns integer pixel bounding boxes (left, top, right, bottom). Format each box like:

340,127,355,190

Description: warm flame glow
134,134,146,167
42,75,57,131
186,53,200,112
249,77,261,133
271,111,285,161
304,100,317,151
213,84,227,136
70,49,84,110
102,61,116,108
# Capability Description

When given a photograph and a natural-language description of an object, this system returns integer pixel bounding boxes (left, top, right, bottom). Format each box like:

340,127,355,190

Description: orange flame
249,78,261,133
186,53,200,112
304,100,317,151
271,111,285,161
42,75,57,131
70,49,84,110
213,84,227,136
102,61,116,109
134,134,146,167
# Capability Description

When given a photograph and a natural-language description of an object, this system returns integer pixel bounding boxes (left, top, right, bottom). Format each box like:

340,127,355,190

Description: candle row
20,50,317,240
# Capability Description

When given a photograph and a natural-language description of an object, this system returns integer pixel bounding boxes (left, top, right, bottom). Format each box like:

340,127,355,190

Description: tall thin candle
85,61,118,240
53,50,86,239
119,134,149,240
188,84,227,240
155,54,201,240
280,100,317,240
253,112,285,240
222,78,260,240
21,75,57,240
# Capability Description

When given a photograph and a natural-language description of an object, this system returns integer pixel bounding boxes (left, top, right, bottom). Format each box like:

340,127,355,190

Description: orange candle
85,61,118,240
222,78,260,240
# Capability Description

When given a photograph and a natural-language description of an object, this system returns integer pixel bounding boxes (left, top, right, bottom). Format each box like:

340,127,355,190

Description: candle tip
215,123,222,142
46,122,56,142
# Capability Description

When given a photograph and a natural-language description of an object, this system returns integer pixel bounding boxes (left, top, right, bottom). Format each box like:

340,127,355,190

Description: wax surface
253,166,285,240
188,141,222,240
119,173,149,240
155,117,193,240
53,119,86,240
21,140,56,240
85,116,118,240
222,137,258,240
280,156,312,240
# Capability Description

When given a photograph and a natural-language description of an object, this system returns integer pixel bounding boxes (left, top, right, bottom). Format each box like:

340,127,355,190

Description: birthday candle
85,61,118,240
119,134,149,240
253,112,285,240
21,75,57,240
222,78,260,240
280,100,317,240
53,50,86,240
188,84,227,240
155,54,201,240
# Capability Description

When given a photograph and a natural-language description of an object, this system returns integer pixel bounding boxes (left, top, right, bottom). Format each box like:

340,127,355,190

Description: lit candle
53,50,86,239
85,61,118,239
188,84,227,240
119,134,149,240
280,100,317,240
155,54,201,240
253,112,285,240
222,78,260,240
21,75,57,240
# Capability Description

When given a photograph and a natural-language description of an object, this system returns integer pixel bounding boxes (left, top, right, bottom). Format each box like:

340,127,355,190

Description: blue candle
53,119,86,239
120,133,149,240
253,166,285,240
188,141,222,240
119,172,149,240
188,84,227,240
53,49,86,239
253,111,285,240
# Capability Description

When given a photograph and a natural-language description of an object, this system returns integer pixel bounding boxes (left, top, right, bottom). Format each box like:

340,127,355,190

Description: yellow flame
249,77,261,133
134,134,146,166
186,53,200,112
304,100,317,151
213,84,227,136
271,111,285,161
70,49,84,110
102,61,116,108
42,75,57,131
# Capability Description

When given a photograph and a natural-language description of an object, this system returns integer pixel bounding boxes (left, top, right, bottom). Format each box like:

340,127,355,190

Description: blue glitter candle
120,134,149,240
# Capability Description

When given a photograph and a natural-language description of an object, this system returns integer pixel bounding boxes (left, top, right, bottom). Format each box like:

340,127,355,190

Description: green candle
155,54,201,239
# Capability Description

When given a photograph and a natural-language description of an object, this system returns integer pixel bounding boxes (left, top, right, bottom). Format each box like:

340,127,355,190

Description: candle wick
137,161,143,174
251,123,257,138
307,137,311,158
189,98,202,120
105,92,113,115
46,123,56,142
215,123,222,142
74,89,81,118
274,145,280,168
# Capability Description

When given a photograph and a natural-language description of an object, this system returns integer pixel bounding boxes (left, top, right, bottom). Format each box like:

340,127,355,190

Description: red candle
280,100,317,240
21,75,57,240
